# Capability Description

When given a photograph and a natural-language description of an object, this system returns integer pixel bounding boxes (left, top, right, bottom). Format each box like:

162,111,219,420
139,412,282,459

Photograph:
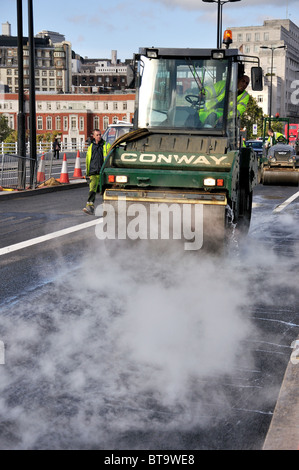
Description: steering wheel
185,94,201,108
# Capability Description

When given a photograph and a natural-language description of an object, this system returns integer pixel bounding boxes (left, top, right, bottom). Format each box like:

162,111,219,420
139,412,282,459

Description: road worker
83,129,111,215
265,128,285,149
199,74,250,127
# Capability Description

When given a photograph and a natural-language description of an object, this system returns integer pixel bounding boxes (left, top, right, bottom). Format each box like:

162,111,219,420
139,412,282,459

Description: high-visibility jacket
199,80,249,125
86,140,111,176
266,132,284,147
236,90,249,117
203,80,226,111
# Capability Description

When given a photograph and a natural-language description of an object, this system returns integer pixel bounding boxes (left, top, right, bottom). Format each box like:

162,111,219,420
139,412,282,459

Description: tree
240,95,264,140
0,115,13,141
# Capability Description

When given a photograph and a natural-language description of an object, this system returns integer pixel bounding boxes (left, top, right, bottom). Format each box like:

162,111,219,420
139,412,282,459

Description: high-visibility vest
86,140,111,176
199,81,249,124
267,132,284,147
203,80,226,111
236,91,249,117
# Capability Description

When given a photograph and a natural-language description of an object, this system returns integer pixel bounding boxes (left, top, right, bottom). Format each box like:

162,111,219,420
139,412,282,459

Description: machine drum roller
262,169,299,186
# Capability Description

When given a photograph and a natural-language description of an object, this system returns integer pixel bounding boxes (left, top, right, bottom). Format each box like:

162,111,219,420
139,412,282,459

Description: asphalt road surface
0,184,298,450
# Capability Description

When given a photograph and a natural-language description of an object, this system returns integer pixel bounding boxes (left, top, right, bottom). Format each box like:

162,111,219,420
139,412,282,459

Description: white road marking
0,218,103,256
273,191,299,213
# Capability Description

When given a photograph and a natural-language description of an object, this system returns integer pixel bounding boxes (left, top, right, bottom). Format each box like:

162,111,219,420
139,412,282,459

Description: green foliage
265,120,284,134
4,130,17,143
0,115,13,141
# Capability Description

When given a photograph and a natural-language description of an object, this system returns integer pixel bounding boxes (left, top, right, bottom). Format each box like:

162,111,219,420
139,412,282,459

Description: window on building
46,102,51,110
264,32,269,41
103,116,109,129
46,116,52,130
255,32,260,41
123,102,127,110
71,116,77,130
113,102,118,110
104,102,108,110
246,33,251,42
56,102,61,110
56,116,61,130
237,34,242,41
94,102,98,110
245,45,250,53
79,116,84,130
63,116,68,130
94,116,99,128
37,116,43,130
257,95,263,103
113,116,118,124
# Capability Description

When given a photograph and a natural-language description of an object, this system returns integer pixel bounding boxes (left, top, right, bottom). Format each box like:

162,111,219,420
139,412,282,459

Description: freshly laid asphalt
1,180,298,451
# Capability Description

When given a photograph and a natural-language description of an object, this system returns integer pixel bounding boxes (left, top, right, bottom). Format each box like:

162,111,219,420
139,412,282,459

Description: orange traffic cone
73,150,83,178
37,153,46,183
59,153,69,183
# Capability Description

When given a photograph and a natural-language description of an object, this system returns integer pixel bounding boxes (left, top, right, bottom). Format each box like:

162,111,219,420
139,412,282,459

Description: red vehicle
285,123,299,144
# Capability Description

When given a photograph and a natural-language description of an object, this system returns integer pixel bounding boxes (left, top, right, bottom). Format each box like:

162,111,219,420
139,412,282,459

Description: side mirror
251,67,263,91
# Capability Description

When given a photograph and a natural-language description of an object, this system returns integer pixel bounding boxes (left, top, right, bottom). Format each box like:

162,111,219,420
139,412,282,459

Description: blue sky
1,0,298,61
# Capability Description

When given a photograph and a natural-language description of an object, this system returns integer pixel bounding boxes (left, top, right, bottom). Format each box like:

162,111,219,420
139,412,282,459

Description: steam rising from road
0,206,298,449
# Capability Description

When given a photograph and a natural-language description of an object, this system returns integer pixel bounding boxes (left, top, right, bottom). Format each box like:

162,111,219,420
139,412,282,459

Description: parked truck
99,33,263,250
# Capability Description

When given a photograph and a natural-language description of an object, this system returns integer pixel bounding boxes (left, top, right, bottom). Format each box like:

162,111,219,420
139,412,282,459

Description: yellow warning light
223,29,233,47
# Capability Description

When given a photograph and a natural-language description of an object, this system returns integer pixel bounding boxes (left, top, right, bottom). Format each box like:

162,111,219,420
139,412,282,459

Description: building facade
72,50,135,94
0,92,135,147
0,24,72,94
228,19,299,121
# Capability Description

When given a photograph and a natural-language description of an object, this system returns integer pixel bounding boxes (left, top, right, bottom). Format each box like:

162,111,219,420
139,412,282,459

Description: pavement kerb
0,179,87,200
263,335,299,450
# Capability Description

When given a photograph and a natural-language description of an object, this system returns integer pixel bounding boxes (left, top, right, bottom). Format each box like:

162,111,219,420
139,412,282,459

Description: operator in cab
198,73,250,127
265,128,285,149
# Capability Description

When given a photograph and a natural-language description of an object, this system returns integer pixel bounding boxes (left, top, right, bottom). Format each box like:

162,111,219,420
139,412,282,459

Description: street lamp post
202,0,241,48
260,45,286,120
